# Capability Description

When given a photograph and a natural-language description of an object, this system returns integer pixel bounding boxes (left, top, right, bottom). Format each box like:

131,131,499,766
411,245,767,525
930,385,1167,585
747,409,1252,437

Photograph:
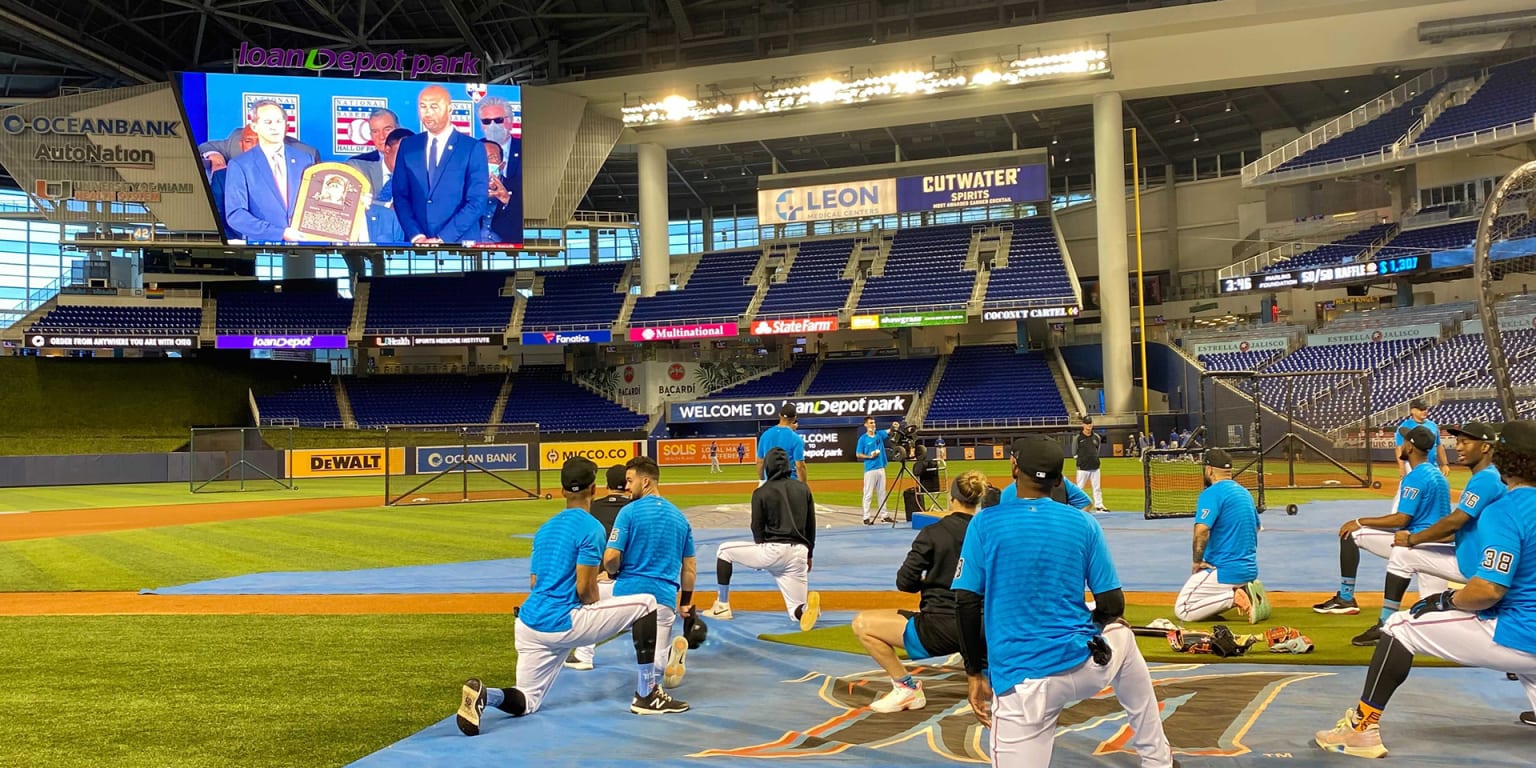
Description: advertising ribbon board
1462,314,1536,335
538,440,641,470
415,444,529,472
1189,337,1290,356
656,438,758,467
26,334,195,349
800,428,860,463
289,447,406,478
757,179,897,225
896,165,1049,212
520,329,613,345
748,316,839,335
1305,323,1440,347
216,334,348,350
364,333,505,347
668,393,911,424
627,323,737,343
981,306,1079,322
867,311,968,329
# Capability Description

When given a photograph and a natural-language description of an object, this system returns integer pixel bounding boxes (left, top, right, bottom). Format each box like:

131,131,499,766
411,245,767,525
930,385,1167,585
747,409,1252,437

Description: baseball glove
1269,634,1315,654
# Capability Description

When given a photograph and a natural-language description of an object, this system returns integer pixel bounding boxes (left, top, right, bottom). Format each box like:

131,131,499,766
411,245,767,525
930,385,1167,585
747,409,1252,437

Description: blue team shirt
519,508,606,633
1397,461,1452,534
1469,486,1536,655
857,430,889,472
1001,479,1091,509
758,425,806,479
1193,479,1259,585
608,495,696,611
953,497,1119,692
1395,418,1441,452
1454,465,1507,579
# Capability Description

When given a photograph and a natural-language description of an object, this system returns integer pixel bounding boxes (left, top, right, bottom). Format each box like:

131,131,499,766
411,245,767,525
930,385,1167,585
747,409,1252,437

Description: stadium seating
1276,89,1438,171
521,263,628,330
31,305,201,334
364,272,516,333
805,355,936,396
501,365,648,432
926,345,1068,425
347,375,503,426
984,218,1076,306
705,356,816,399
857,224,976,311
1319,301,1475,332
1260,339,1429,425
1263,223,1396,273
1376,220,1480,259
254,382,342,426
215,291,353,334
629,249,760,325
1429,398,1536,427
1413,58,1536,145
756,240,855,317
1198,350,1285,371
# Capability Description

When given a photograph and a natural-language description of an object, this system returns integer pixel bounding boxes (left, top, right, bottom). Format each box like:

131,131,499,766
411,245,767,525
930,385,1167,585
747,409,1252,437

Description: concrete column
1396,281,1414,307
637,143,670,297
1093,92,1133,416
1164,165,1181,276
702,207,715,253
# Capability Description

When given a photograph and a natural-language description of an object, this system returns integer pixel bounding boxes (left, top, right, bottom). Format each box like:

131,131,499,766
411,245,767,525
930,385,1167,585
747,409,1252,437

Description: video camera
887,421,921,462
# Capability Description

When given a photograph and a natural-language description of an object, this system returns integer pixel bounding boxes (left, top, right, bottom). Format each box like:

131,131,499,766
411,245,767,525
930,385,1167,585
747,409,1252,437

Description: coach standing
757,404,807,482
1398,398,1450,476
856,416,890,524
1072,417,1107,512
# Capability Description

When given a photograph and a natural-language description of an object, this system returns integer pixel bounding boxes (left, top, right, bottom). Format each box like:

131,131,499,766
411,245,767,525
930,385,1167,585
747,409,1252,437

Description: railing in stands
1248,116,1536,187
923,416,1073,430
568,210,637,226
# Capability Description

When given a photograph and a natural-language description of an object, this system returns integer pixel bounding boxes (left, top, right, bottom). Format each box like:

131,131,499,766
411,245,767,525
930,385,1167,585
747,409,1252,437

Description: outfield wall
0,450,286,488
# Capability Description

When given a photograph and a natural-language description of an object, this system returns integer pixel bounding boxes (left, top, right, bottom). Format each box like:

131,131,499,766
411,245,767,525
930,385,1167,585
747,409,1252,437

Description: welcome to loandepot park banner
1189,337,1290,356
668,393,912,423
757,164,1048,225
1306,323,1441,347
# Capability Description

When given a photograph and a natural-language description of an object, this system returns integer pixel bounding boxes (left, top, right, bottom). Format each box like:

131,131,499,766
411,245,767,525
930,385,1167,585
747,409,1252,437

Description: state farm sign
750,316,839,336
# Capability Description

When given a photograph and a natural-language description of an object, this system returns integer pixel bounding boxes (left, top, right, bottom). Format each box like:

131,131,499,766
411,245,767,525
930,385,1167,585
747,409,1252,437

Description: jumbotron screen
177,72,522,249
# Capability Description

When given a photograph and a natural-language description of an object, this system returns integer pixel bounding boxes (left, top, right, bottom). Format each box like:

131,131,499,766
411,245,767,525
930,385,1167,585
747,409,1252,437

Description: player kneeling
708,447,821,631
852,471,996,713
454,458,673,737
1174,450,1269,625
955,436,1178,768
1315,420,1536,759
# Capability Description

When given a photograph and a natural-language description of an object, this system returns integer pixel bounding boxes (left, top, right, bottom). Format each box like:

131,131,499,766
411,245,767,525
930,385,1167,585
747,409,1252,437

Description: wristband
679,590,694,606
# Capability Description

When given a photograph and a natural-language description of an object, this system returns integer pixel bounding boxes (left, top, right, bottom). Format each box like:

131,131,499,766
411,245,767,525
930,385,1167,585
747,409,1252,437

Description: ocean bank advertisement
416,444,529,472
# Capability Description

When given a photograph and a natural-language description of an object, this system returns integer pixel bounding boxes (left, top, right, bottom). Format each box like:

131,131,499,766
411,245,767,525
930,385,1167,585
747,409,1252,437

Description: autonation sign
757,180,897,225
668,393,911,423
216,334,349,350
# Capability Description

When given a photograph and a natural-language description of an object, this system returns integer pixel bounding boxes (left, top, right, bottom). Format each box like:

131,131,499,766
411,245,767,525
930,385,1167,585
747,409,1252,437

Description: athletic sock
717,585,731,603
491,688,526,716
1354,637,1416,730
1380,574,1410,622
636,666,658,697
486,687,505,709
894,674,917,690
1378,602,1399,623
1354,701,1384,731
1340,578,1357,602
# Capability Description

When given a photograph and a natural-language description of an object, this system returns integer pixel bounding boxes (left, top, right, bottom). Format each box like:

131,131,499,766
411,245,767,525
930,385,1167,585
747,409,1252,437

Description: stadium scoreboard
1219,254,1423,295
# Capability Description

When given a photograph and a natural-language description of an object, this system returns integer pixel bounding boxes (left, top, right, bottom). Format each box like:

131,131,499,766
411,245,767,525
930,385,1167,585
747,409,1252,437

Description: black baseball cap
1446,422,1500,442
1498,421,1536,454
606,464,628,491
1398,425,1436,452
1011,436,1064,480
561,457,598,493
1082,415,1094,424
780,402,798,419
1205,449,1234,469
1409,398,1430,411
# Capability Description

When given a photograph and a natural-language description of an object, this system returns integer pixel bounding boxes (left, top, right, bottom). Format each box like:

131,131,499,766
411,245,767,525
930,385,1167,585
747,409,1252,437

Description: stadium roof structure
0,0,1531,214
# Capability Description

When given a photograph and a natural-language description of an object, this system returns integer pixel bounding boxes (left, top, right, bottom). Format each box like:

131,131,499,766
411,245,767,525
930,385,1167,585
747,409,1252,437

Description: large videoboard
177,72,522,249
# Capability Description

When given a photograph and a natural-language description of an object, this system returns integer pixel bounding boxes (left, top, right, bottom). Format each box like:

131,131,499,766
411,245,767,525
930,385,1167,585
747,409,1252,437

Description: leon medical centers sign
757,163,1048,225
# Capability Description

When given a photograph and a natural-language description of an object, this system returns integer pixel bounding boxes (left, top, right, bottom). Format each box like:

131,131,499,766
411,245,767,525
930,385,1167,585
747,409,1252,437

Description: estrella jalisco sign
236,42,481,78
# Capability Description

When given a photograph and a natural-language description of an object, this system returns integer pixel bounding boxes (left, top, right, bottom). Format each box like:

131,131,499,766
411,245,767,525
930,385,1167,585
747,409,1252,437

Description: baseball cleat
1351,623,1383,647
1521,711,1536,726
869,682,926,713
1094,505,1110,513
1245,580,1271,624
862,518,874,525
1315,708,1388,758
1508,673,1521,681
663,635,689,689
456,678,488,737
563,650,593,671
1313,594,1360,615
707,601,734,620
800,592,822,632
631,685,689,715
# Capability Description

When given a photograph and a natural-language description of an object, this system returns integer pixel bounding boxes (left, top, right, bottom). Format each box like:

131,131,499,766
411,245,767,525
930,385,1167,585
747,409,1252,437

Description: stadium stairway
612,263,640,332
334,379,358,429
487,373,514,425
910,353,949,424
347,282,370,341
199,299,217,343
1050,348,1087,416
795,355,825,396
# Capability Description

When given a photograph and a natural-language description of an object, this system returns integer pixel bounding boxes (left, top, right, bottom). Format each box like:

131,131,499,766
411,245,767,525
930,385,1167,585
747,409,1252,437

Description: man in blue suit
222,100,314,243
391,85,489,245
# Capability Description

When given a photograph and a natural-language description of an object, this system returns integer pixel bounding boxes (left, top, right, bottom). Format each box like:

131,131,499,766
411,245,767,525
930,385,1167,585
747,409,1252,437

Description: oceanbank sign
216,334,348,350
668,393,911,423
758,180,897,224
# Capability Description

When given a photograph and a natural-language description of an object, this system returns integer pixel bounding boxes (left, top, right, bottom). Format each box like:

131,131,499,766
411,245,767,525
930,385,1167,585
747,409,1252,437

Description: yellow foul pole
1131,128,1149,434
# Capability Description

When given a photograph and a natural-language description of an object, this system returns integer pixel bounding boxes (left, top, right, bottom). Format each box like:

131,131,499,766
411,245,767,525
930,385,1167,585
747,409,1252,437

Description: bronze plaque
290,162,372,242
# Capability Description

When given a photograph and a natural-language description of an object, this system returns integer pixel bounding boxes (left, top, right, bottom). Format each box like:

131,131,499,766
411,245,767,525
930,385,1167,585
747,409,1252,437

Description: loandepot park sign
668,393,911,423
236,42,480,78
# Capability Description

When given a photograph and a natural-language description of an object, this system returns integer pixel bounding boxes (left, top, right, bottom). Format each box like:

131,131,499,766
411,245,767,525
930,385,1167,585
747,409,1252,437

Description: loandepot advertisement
288,447,406,478
539,440,641,470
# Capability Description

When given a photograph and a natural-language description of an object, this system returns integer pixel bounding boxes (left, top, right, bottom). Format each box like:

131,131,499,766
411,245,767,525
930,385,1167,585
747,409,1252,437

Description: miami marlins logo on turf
693,662,1327,762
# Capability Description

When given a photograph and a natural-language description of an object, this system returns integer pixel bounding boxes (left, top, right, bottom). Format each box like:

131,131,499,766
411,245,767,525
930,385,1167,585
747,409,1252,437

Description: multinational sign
750,317,839,335
627,323,738,342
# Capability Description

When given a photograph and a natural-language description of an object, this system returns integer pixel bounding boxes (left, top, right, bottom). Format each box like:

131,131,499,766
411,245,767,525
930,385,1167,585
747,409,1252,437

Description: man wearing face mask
346,108,400,196
480,139,521,245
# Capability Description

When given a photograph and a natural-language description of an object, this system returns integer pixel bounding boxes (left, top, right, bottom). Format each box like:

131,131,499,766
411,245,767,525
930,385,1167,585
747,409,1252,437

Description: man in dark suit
223,100,315,243
480,139,521,244
199,114,319,169
346,108,399,196
391,85,489,245
366,127,414,244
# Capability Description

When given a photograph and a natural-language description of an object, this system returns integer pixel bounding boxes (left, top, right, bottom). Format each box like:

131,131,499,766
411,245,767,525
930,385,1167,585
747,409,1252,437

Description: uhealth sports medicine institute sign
757,164,1048,225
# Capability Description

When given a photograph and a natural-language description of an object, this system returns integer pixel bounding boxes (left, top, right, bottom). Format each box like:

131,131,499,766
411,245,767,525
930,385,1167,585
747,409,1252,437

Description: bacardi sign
750,316,839,336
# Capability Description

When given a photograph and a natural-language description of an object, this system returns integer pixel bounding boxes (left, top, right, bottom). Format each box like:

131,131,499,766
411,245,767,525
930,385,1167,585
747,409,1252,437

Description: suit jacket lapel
429,132,452,195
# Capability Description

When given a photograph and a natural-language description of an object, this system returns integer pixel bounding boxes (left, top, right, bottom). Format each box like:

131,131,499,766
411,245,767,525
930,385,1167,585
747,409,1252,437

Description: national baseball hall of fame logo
332,96,389,155
693,661,1327,762
241,93,300,137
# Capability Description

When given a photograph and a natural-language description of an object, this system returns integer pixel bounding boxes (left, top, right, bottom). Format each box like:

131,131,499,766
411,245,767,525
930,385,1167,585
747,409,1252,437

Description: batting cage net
382,423,543,506
1473,159,1536,421
188,426,295,493
1143,446,1263,519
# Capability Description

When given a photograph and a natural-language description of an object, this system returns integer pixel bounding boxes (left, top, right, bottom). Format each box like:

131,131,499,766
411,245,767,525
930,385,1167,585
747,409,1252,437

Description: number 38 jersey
1469,485,1536,655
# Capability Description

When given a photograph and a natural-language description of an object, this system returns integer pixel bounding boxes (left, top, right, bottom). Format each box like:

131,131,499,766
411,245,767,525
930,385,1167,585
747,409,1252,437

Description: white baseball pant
863,468,887,521
1174,568,1244,622
1382,610,1536,712
716,540,809,620
654,604,678,677
1075,468,1103,508
1351,527,1396,560
570,579,616,665
989,624,1175,768
1384,543,1457,598
512,593,657,715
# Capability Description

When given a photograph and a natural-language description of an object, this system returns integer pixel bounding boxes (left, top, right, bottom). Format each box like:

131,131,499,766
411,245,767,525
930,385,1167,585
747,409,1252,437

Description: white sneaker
563,650,594,671
869,683,925,713
799,592,821,632
708,601,734,620
663,635,689,688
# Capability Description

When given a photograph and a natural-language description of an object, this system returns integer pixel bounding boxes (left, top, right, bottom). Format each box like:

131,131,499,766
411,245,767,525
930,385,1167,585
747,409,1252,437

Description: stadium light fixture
620,43,1110,127
1173,112,1184,124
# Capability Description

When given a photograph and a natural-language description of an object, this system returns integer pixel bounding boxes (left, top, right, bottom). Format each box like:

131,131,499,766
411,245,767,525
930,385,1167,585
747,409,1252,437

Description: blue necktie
427,137,439,187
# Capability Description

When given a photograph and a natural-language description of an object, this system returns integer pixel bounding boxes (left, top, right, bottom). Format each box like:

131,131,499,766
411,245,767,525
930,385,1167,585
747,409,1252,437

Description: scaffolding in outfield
188,426,296,493
383,423,544,506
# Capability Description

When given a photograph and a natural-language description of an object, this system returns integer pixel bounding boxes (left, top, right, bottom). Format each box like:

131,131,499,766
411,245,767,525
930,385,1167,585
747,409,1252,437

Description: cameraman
856,417,891,525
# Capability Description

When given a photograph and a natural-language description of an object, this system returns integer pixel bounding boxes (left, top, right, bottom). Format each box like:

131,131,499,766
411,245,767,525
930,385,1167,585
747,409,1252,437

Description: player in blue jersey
606,455,697,714
1000,475,1094,511
757,403,807,482
454,458,662,735
954,436,1176,768
1316,420,1536,758
1396,398,1450,476
1315,426,1452,644
857,416,892,524
1175,449,1269,624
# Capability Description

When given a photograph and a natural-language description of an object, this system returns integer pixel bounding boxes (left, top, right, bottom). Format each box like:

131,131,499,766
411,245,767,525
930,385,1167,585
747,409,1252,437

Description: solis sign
750,317,839,335
235,42,481,78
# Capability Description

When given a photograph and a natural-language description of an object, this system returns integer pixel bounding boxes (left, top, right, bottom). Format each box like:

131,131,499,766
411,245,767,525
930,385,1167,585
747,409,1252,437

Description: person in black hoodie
852,471,998,714
706,447,821,631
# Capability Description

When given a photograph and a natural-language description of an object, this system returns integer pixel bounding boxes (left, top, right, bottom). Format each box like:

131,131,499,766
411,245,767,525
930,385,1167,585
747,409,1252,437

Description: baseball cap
561,457,598,493
1011,436,1064,480
780,402,798,419
1446,422,1499,442
1497,421,1536,454
1398,425,1436,452
606,464,628,491
1205,449,1234,469
1409,398,1429,411
1082,415,1094,425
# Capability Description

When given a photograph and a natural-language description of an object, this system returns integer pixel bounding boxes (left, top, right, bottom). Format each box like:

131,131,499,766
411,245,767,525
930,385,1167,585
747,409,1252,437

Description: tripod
877,456,932,528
